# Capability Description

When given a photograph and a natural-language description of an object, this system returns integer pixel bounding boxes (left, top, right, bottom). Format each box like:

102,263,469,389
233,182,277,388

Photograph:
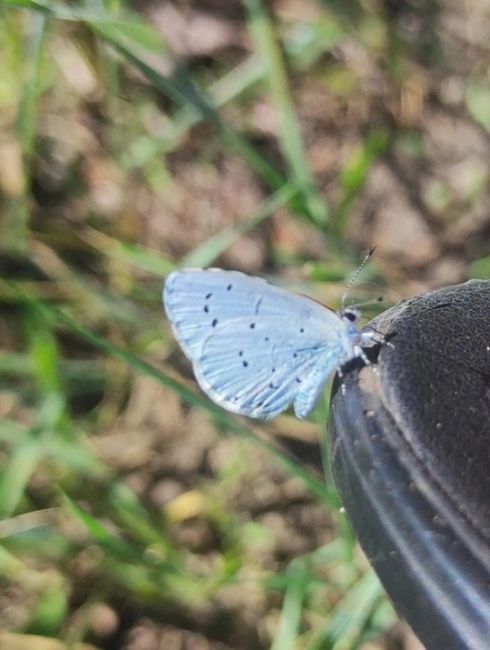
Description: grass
0,0,487,648
244,0,329,227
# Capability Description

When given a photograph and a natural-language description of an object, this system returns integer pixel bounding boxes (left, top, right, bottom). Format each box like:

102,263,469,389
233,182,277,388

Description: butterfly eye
342,307,360,323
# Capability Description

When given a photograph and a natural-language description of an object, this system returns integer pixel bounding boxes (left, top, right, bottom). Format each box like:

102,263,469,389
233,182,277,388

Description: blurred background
0,0,489,648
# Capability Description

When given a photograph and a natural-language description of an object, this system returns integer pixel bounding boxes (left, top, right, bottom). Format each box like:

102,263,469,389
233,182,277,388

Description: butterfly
163,268,384,420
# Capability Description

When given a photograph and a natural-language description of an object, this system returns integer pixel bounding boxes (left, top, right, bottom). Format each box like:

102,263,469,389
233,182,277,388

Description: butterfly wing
164,269,351,419
293,350,342,419
193,316,347,419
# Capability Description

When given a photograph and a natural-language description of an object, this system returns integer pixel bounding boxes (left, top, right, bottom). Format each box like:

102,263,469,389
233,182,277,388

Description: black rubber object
329,280,490,650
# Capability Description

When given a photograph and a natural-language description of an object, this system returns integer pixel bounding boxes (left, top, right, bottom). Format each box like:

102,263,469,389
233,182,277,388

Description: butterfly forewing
164,269,351,419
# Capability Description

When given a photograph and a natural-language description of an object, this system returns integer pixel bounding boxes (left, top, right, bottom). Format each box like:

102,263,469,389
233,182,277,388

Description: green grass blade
23,303,70,432
17,12,47,158
0,0,50,10
307,571,385,649
5,8,48,249
244,0,329,227
28,578,68,636
2,0,170,53
334,128,391,235
107,482,173,552
0,434,43,517
61,492,152,564
0,303,71,517
466,81,490,133
83,17,168,54
0,302,77,517
182,183,298,268
271,559,310,650
83,228,175,276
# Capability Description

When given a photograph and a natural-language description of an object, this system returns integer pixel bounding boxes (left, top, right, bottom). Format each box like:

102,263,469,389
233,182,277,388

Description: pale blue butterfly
163,268,383,420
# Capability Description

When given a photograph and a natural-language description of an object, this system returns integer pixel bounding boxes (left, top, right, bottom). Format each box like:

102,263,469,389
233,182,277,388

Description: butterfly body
164,269,379,420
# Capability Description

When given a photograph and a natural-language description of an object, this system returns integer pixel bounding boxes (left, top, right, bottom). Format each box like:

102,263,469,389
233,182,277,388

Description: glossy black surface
330,280,490,649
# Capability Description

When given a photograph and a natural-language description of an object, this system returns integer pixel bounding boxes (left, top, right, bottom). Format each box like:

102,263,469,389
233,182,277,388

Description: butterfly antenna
341,245,376,308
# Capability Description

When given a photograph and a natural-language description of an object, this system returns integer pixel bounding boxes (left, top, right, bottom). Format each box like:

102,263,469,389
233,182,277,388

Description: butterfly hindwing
194,316,344,419
293,349,341,419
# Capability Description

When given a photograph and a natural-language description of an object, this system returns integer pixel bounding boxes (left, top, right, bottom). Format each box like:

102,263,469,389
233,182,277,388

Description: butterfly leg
354,345,382,378
337,366,347,395
355,346,371,366
373,331,395,349
361,328,395,349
